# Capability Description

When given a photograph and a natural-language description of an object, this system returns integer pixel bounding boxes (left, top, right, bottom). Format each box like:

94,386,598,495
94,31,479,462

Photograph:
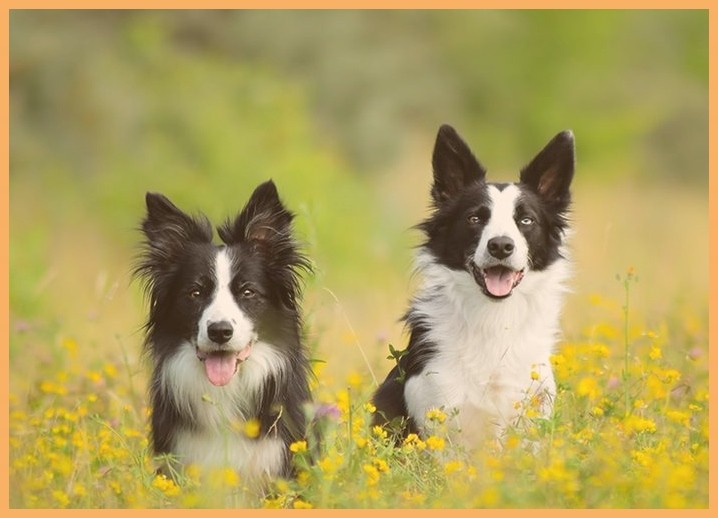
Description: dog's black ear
519,130,575,210
134,193,213,289
220,181,311,305
141,193,213,246
219,180,293,246
431,124,487,205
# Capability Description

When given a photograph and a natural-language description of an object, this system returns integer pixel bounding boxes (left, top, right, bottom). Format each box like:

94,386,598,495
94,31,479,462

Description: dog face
421,125,574,299
135,181,308,386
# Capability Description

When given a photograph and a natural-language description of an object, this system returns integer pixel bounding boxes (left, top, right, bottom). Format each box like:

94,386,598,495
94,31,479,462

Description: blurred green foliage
11,10,707,179
9,10,708,325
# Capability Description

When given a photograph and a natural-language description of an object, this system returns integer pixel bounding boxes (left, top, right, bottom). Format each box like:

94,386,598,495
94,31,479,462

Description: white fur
197,249,256,353
173,430,285,482
404,241,571,446
474,185,530,271
159,340,289,476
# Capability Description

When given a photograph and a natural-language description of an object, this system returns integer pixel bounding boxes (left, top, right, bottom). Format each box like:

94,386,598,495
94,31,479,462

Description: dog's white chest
173,428,285,480
403,261,566,445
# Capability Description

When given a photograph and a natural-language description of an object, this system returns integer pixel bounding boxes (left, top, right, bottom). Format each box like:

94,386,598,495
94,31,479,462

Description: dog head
134,180,309,386
421,124,574,299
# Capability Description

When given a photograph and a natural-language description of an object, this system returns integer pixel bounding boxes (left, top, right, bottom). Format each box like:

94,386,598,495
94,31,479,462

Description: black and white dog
134,180,312,481
373,125,574,446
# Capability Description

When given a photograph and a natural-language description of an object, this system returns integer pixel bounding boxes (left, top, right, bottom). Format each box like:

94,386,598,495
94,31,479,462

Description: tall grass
9,137,709,509
8,268,708,507
9,143,708,509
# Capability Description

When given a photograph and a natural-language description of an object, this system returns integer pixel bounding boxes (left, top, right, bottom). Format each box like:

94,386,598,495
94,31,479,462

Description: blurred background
9,10,708,389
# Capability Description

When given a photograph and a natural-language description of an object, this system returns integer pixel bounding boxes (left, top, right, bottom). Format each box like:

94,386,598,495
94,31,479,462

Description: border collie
373,125,574,446
133,180,312,482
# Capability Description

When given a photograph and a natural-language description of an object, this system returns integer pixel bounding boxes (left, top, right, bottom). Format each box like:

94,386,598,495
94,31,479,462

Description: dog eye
241,288,256,299
189,288,203,298
468,208,489,225
520,216,535,226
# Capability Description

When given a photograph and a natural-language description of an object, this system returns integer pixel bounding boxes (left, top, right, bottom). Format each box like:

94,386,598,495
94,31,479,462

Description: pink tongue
204,354,238,386
485,268,518,297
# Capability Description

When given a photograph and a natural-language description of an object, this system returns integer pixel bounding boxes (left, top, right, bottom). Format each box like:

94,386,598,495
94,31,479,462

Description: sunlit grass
8,113,709,509
9,268,708,508
9,169,709,508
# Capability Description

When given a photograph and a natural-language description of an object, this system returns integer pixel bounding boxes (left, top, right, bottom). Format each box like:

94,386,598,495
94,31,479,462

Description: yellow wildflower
39,380,67,395
372,458,389,473
297,470,310,486
289,440,307,453
86,371,103,384
662,369,681,384
293,499,314,509
317,452,342,476
185,463,202,484
363,463,380,485
152,474,180,497
103,363,118,378
181,493,201,507
425,435,445,451
52,490,70,508
403,432,427,452
243,418,261,439
665,410,691,427
263,496,286,509
491,469,505,481
631,449,652,468
504,434,520,449
61,338,79,358
353,435,368,449
426,408,447,423
346,371,363,389
476,486,499,507
221,468,240,488
335,390,350,416
624,415,657,435
363,402,376,414
576,376,599,400
371,425,387,440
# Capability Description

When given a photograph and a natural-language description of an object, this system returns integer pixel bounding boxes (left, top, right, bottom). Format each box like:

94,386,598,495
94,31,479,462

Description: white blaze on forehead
197,248,255,351
486,185,521,234
474,184,529,270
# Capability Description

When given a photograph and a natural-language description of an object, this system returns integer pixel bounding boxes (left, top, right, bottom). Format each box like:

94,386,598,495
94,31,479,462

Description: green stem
621,271,633,417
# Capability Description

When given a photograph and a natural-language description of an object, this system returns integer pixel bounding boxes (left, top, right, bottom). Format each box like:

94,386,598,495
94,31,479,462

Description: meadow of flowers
9,11,708,509
8,269,709,509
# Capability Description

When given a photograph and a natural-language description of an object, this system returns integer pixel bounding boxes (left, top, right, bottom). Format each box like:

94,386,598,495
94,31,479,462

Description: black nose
207,321,234,344
487,236,515,259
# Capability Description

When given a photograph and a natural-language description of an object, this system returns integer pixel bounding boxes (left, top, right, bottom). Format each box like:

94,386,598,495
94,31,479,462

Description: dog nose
488,236,515,259
207,321,234,344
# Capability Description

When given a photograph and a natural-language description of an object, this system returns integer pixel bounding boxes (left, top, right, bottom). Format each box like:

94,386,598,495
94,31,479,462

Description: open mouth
196,342,253,387
469,263,525,299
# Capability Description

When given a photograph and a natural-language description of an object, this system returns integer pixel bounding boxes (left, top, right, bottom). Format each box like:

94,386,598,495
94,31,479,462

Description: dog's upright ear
220,180,310,304
519,130,575,210
431,124,487,206
219,180,294,246
141,193,213,245
134,193,213,294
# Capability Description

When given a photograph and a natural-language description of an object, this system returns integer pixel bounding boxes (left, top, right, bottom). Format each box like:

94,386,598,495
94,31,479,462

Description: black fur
372,125,574,433
133,180,312,477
